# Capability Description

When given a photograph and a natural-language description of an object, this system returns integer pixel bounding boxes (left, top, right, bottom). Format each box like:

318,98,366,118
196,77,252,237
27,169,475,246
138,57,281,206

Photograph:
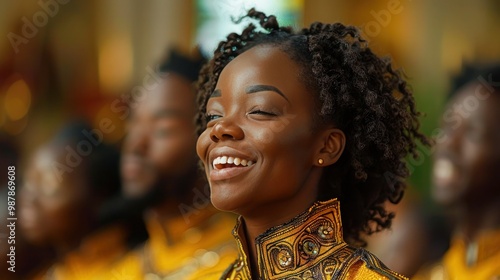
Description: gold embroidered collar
232,199,346,279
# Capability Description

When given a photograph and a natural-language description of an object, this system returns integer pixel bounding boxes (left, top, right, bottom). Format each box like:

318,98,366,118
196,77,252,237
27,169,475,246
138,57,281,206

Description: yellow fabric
221,199,408,280
413,229,500,280
348,261,405,280
113,208,238,279
34,225,129,280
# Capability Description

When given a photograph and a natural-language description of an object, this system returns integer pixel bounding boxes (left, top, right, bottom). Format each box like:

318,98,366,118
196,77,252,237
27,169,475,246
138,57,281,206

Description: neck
53,228,93,259
242,201,316,277
53,219,98,259
149,176,207,219
239,168,321,277
452,196,500,241
235,198,343,279
54,241,77,258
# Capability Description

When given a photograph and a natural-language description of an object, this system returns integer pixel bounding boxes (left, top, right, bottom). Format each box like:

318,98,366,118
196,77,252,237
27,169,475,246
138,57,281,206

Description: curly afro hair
196,8,430,246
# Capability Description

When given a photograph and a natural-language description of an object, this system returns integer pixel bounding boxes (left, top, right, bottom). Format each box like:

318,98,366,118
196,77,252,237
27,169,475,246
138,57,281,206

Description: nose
124,125,149,154
439,126,462,153
210,119,244,142
20,182,38,204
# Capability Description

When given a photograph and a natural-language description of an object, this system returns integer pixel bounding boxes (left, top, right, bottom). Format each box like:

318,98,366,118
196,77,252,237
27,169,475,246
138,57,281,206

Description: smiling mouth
212,156,255,170
433,158,459,187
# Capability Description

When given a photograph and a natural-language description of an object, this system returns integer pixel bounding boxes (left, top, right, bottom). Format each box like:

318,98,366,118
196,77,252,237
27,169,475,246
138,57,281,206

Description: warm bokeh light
98,34,133,94
93,103,126,144
441,32,475,75
0,104,6,128
3,115,29,136
4,78,32,121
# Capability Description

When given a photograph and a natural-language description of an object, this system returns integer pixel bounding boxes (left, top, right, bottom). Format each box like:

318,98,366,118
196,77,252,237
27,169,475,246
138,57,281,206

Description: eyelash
249,110,277,116
205,110,277,123
205,114,221,122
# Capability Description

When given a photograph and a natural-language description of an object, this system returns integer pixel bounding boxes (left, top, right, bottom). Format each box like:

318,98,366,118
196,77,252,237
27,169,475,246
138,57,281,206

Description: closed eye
249,110,277,116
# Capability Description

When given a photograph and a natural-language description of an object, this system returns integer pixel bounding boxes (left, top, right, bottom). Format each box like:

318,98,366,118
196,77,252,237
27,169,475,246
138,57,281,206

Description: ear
314,128,345,167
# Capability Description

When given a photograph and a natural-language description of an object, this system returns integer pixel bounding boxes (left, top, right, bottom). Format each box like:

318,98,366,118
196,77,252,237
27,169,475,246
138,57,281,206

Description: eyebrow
209,89,221,98
246,85,289,102
208,85,289,102
153,109,186,120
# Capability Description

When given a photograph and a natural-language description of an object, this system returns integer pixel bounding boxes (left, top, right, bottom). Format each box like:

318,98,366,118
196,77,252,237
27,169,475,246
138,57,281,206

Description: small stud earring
318,158,324,165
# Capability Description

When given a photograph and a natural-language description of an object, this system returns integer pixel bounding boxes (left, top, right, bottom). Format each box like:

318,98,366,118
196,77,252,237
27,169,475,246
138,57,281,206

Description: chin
432,189,461,208
210,192,240,213
22,231,47,246
123,182,151,198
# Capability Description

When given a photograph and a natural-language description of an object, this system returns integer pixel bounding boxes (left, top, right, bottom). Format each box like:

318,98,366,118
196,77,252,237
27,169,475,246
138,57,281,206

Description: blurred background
1,0,500,237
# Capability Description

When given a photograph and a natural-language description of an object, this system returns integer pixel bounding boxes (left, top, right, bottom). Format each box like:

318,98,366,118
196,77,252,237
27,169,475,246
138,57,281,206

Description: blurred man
415,64,500,279
114,49,236,279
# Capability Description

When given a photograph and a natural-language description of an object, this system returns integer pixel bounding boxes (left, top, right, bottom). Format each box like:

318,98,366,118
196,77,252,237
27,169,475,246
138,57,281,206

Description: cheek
39,197,87,231
196,130,212,163
466,144,499,176
458,143,500,197
262,125,313,161
256,126,315,185
463,138,489,168
151,135,196,167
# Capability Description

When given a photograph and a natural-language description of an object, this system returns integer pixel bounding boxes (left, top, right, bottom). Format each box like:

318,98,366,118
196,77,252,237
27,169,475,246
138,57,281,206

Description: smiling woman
196,8,429,280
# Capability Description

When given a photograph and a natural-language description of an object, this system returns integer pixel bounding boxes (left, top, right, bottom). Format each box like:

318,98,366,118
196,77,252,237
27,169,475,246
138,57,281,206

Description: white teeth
212,156,255,168
212,157,220,169
434,159,454,180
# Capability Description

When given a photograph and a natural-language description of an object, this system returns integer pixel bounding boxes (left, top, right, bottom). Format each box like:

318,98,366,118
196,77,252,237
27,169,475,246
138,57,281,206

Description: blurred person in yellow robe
414,64,500,280
113,48,237,279
18,121,132,280
365,193,450,278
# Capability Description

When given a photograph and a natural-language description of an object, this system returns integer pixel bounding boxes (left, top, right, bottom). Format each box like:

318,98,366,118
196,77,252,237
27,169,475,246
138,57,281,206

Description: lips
121,156,148,180
19,204,40,230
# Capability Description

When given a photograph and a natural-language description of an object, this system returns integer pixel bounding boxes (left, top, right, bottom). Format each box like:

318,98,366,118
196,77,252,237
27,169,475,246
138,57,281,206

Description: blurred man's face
121,74,198,198
433,82,500,207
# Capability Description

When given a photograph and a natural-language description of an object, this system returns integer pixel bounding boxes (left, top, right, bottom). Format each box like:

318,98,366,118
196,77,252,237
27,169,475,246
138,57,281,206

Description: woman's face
197,45,326,218
19,147,93,246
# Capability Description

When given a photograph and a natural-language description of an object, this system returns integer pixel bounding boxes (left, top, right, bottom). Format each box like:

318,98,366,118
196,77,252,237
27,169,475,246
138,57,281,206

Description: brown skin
433,82,500,240
19,147,95,255
121,74,201,225
196,45,345,277
121,74,198,196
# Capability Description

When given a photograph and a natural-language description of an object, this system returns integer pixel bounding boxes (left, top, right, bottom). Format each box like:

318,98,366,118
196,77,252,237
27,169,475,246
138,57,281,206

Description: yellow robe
413,229,500,280
113,207,238,279
221,199,408,280
35,225,129,280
